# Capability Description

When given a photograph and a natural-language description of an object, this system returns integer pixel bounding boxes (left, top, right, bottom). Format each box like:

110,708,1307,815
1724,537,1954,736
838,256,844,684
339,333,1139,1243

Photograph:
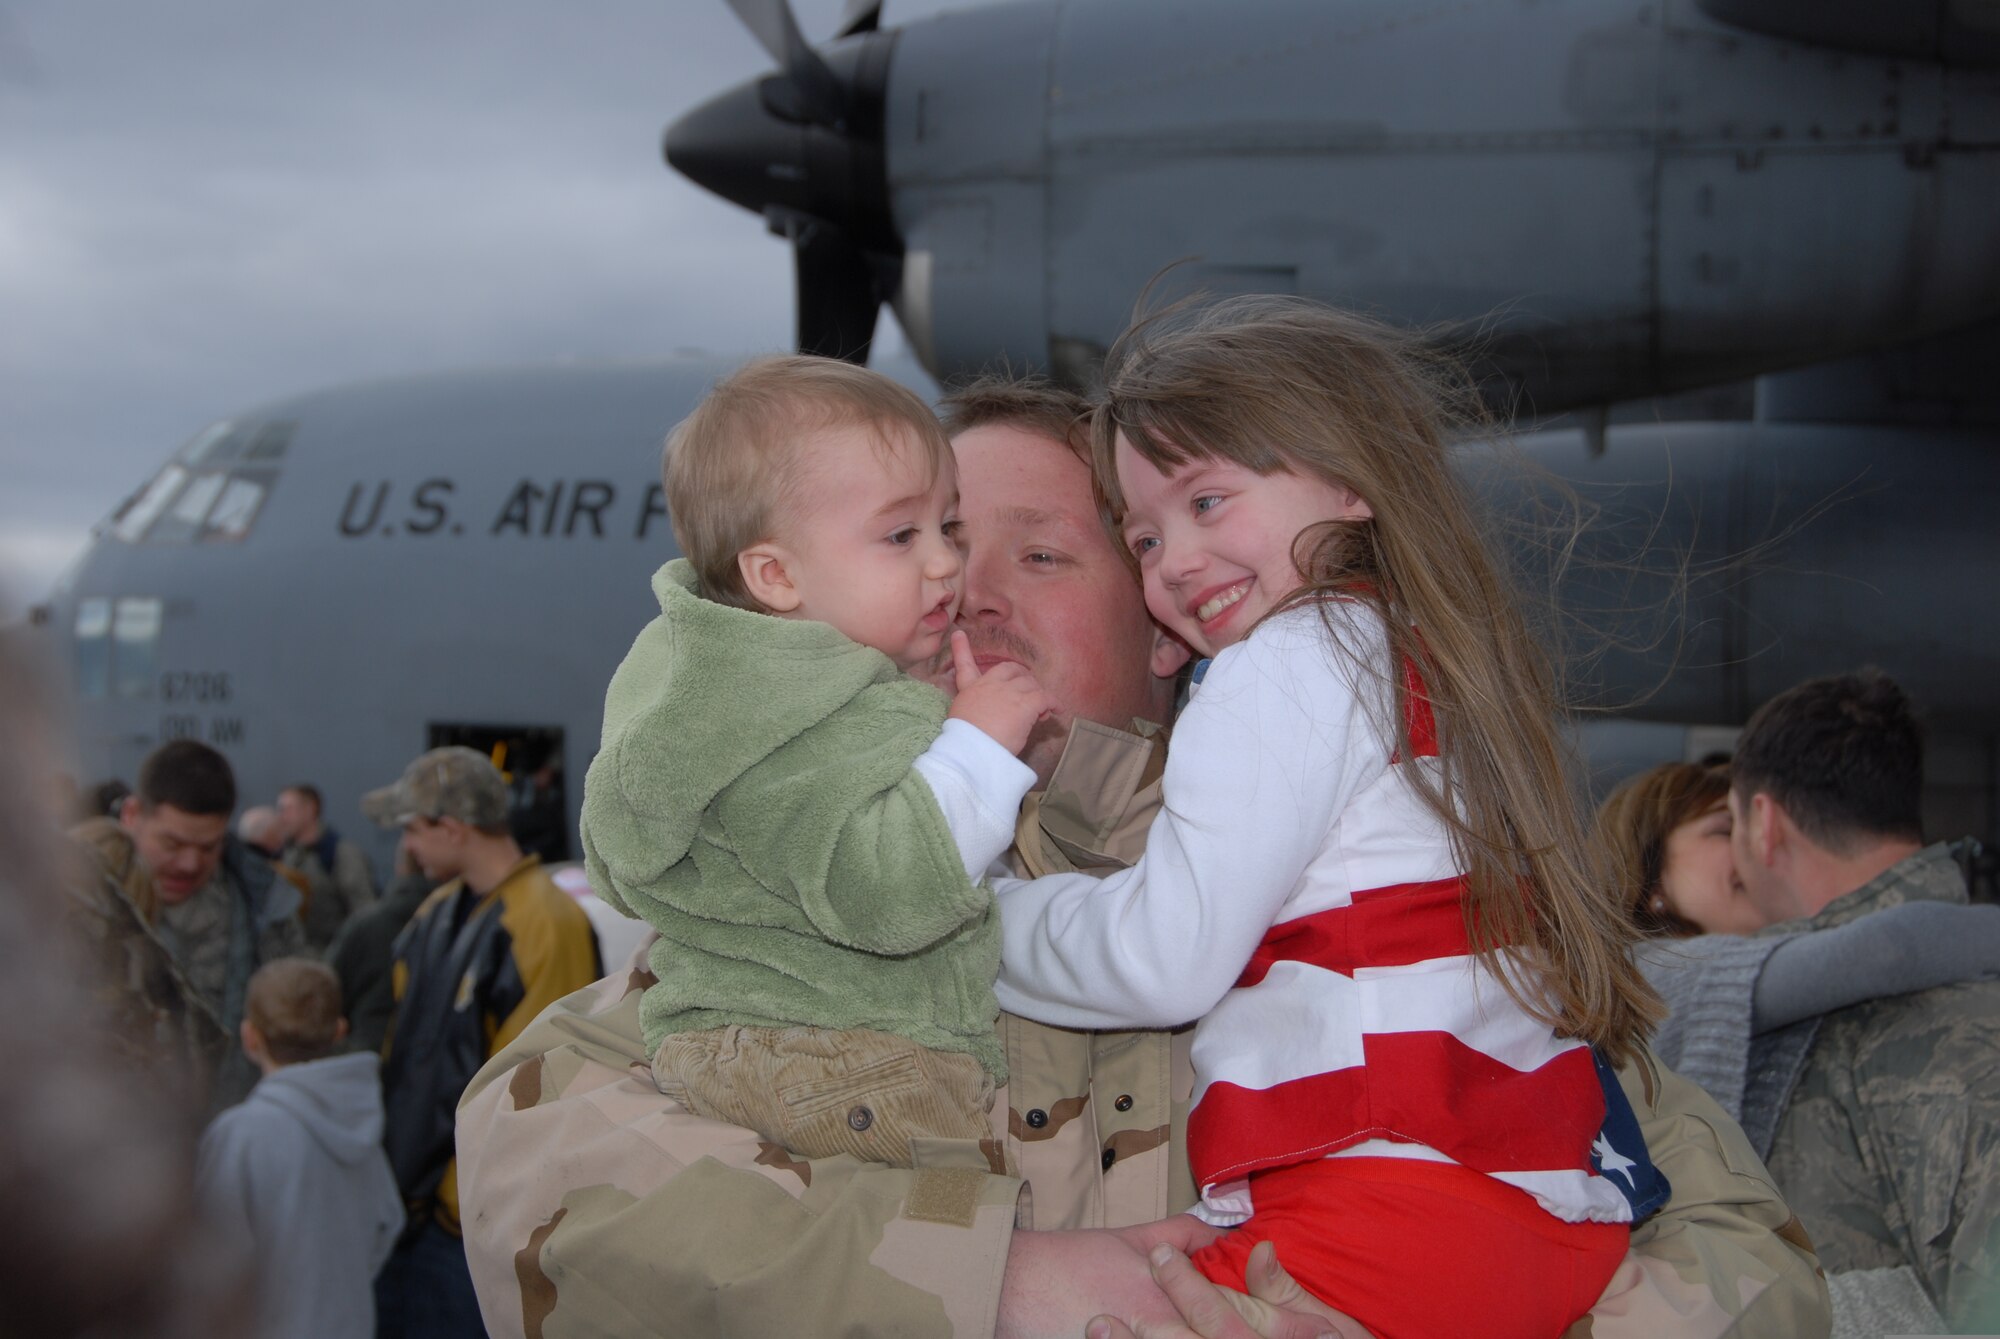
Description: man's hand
947,630,1052,755
997,1222,1375,1339
1086,1240,1375,1339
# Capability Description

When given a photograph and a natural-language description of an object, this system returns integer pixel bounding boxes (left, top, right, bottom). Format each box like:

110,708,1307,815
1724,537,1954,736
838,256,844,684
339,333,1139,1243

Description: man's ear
1150,625,1194,678
737,543,802,613
118,794,142,829
240,1020,265,1065
1747,791,1783,866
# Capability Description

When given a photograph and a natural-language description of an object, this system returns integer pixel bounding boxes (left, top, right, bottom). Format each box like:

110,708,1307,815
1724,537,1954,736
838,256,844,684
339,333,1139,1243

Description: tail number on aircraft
339,479,672,541
159,670,233,704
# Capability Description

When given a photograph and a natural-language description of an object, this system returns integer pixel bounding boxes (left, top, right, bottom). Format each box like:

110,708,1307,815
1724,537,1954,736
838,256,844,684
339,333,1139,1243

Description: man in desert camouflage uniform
69,739,305,1113
1730,671,2000,1334
456,379,1830,1338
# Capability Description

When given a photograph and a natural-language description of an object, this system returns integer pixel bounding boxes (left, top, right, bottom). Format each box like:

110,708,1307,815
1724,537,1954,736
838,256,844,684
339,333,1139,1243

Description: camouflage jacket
1762,842,2000,1331
456,720,1829,1339
65,818,233,1110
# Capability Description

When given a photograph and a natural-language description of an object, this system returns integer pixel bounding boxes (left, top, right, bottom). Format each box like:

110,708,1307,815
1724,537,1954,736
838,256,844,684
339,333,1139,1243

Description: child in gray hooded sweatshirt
195,957,403,1339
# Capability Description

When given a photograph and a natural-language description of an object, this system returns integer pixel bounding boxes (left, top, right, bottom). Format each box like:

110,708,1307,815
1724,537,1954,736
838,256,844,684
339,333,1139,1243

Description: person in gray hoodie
195,957,402,1339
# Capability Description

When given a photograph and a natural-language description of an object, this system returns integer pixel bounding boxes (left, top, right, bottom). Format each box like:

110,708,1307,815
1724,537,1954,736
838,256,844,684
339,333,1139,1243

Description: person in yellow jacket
366,745,601,1339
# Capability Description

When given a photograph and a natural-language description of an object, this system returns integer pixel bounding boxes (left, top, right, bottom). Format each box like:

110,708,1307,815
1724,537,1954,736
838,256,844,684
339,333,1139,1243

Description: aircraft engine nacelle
877,0,2000,409
1507,417,2000,731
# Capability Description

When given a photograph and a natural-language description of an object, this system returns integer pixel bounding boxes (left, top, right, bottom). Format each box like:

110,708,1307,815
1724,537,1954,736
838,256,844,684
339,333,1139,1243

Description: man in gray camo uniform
1729,669,2000,1333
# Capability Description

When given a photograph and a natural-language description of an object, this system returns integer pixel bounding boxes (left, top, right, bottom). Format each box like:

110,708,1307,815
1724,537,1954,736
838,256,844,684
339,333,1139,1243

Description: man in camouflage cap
1728,671,2000,1334
366,746,601,1339
455,379,1830,1339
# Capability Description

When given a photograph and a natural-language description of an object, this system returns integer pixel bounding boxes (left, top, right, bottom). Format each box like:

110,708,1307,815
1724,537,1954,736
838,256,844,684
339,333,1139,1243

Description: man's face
1727,787,1800,924
275,788,315,843
400,816,467,882
120,799,230,905
951,424,1184,786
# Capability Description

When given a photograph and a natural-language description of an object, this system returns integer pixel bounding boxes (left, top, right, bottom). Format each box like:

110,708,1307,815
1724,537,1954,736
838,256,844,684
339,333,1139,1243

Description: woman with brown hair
1596,762,1766,938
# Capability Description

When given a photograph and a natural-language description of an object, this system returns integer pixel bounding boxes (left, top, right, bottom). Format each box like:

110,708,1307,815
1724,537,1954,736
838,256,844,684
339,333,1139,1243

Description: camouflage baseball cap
361,746,511,828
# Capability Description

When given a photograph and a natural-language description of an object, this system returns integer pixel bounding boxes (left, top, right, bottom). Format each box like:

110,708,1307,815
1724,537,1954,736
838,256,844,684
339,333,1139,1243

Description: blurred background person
72,740,305,1113
238,806,315,919
2,632,250,1338
84,776,132,821
196,958,401,1339
278,782,378,952
325,835,437,1057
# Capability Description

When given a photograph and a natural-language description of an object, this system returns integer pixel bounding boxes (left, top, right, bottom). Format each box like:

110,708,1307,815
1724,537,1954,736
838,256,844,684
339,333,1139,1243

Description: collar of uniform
1013,718,1166,876
1798,839,1969,932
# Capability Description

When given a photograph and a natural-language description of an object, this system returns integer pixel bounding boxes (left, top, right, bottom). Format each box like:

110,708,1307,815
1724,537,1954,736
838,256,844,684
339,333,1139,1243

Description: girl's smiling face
1114,433,1373,657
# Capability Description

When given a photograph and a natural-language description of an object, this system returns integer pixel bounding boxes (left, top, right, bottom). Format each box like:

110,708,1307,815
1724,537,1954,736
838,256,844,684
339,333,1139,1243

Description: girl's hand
946,630,1052,755
1085,1240,1375,1339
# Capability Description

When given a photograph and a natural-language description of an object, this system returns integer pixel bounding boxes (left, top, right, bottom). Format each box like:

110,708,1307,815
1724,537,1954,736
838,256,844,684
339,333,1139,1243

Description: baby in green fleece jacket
581,355,1051,1167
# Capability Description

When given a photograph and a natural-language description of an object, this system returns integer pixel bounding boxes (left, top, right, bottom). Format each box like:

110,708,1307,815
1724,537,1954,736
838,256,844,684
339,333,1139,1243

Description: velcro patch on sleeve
903,1167,988,1229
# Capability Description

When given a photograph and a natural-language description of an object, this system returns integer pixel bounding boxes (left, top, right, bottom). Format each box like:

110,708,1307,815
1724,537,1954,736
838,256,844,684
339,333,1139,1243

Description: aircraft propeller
670,1,897,363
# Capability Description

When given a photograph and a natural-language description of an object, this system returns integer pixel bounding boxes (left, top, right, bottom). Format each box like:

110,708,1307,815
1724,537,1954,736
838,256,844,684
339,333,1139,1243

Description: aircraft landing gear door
426,723,569,863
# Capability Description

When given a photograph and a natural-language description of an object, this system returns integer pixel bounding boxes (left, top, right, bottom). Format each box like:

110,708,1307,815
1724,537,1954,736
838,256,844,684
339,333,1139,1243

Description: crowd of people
58,737,601,1337
30,294,1999,1339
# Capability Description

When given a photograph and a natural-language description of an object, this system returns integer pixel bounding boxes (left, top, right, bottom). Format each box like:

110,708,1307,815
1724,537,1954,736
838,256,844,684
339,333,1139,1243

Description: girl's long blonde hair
1093,295,1660,1064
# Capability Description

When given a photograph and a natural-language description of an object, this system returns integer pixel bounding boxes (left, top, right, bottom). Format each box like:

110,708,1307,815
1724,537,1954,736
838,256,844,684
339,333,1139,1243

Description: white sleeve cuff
912,719,1038,883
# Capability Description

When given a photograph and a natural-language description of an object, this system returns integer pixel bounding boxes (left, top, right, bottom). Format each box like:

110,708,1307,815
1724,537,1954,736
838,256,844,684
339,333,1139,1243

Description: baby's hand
947,630,1052,756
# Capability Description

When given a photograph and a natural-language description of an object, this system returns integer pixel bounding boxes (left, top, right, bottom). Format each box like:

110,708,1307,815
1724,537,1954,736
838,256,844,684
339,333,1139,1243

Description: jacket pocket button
1025,1108,1048,1128
1114,1094,1134,1112
848,1105,874,1132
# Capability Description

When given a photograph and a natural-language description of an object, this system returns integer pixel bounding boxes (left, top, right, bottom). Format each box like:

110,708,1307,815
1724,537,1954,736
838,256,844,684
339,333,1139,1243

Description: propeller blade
789,216,881,363
724,0,850,128
835,0,883,38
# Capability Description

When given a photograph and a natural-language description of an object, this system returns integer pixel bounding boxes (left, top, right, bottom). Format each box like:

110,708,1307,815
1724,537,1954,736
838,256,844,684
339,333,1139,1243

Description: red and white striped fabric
993,603,1625,1229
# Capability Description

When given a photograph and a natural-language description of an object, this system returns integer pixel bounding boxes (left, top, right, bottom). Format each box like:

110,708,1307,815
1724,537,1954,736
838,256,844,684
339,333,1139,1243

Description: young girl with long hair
991,296,1661,1339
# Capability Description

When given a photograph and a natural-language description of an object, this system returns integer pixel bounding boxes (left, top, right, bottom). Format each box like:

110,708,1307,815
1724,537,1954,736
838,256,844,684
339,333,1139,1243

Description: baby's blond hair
664,356,952,610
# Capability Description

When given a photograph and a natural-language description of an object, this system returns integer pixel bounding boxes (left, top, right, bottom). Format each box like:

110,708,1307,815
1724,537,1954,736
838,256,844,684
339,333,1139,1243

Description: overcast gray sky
0,0,947,607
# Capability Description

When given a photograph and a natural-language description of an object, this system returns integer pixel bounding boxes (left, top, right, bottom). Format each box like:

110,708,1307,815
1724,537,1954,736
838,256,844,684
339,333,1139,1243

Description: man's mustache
955,624,1037,666
913,623,1039,692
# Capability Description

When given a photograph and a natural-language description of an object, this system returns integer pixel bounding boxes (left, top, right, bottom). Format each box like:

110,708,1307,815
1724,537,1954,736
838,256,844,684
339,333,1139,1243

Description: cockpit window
147,474,227,545
202,476,269,541
243,420,296,461
178,420,242,464
113,465,188,543
110,418,293,545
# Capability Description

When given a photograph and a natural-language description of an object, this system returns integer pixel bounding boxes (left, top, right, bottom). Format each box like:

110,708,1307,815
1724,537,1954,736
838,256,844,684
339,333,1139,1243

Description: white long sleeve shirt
993,603,1627,1225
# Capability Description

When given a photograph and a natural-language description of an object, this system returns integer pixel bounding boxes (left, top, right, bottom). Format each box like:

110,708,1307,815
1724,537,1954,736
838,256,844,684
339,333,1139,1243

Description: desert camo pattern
456,721,1829,1339
1761,842,2000,1332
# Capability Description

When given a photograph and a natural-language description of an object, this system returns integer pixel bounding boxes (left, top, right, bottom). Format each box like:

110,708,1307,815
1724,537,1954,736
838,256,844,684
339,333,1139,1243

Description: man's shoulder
493,861,595,940
65,818,150,917
1823,975,2000,1083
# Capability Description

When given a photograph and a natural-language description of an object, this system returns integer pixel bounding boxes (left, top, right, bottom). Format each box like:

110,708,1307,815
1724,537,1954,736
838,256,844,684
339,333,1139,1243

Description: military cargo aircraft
27,0,2000,861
